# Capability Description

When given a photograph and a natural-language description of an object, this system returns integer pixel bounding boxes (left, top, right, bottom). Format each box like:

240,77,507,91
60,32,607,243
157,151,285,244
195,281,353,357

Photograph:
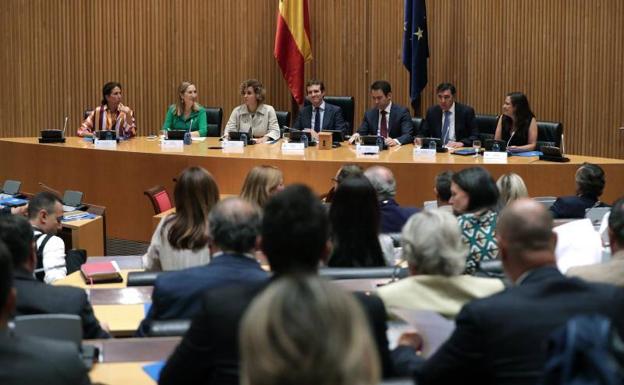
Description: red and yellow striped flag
274,0,312,105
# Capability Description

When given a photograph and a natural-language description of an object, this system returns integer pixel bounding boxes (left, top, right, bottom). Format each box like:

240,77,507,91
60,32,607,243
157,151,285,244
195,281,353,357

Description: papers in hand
388,307,455,358
553,218,602,273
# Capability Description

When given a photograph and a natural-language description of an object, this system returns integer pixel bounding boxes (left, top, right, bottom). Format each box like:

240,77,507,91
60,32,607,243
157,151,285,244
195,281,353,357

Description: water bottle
301,133,309,148
492,142,500,152
183,131,192,145
428,140,437,150
240,133,248,147
376,136,384,151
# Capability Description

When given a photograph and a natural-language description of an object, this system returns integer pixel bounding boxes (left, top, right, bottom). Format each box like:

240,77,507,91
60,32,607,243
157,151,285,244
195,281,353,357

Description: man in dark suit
0,237,91,385
292,79,348,137
364,165,419,233
417,198,624,385
136,198,269,336
351,80,413,146
420,82,478,148
550,163,609,219
159,185,421,385
0,215,109,340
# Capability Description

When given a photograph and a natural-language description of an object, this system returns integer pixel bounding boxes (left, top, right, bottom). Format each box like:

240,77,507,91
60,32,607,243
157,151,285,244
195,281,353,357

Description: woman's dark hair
452,167,499,212
328,176,385,267
575,163,606,198
166,166,220,251
101,82,122,105
505,92,534,135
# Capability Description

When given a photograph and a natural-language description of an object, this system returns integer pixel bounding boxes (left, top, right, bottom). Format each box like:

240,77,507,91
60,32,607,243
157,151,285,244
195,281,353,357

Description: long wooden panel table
2,137,623,242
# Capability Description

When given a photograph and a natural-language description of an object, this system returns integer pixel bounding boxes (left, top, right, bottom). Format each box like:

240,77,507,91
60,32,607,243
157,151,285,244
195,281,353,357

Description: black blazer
417,266,624,385
421,102,478,146
357,103,413,145
293,102,348,136
13,268,110,340
159,280,397,385
549,195,609,219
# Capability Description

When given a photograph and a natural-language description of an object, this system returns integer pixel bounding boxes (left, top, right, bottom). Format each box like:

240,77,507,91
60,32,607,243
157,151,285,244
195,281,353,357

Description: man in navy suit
351,80,413,146
136,197,269,336
292,79,348,138
420,83,478,148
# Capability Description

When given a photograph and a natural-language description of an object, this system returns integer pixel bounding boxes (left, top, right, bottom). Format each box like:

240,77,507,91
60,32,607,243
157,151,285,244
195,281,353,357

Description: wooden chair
144,185,173,214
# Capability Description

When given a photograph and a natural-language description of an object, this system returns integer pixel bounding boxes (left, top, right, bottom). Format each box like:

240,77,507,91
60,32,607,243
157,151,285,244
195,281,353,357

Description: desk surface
2,137,623,242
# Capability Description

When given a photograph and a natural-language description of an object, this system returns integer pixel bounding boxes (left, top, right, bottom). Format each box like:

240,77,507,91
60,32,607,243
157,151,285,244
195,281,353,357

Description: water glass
472,140,481,157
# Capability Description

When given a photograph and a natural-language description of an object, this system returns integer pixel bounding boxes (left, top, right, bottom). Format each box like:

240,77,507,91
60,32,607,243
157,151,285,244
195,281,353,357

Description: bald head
364,166,396,201
208,197,261,254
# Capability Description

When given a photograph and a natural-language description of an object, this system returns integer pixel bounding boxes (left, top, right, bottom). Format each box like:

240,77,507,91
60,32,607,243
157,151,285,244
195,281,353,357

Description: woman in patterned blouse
449,167,500,274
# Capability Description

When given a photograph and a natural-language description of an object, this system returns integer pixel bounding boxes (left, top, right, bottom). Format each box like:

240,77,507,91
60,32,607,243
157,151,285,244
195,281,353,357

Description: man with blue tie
420,83,478,148
350,80,413,147
292,80,348,139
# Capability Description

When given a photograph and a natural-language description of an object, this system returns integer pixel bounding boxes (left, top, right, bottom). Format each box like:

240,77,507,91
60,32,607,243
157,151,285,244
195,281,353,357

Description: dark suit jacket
12,268,109,339
159,279,400,385
293,102,348,136
137,253,269,336
417,266,624,385
549,195,609,219
357,103,413,145
380,199,420,234
421,102,478,146
0,332,91,385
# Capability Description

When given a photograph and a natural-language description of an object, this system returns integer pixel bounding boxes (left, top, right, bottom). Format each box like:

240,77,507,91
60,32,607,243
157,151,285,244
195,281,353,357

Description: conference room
1,0,624,384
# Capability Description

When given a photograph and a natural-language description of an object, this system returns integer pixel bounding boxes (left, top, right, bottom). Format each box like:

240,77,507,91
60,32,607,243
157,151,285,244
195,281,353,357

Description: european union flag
402,0,429,103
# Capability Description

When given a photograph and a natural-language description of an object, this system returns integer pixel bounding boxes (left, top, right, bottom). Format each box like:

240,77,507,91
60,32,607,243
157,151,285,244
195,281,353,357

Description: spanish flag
274,0,312,106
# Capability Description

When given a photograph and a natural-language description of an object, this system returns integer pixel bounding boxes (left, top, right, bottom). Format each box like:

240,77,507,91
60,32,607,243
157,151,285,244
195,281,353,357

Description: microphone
114,115,121,138
188,119,193,133
33,263,66,274
62,116,68,138
506,130,516,149
561,133,566,154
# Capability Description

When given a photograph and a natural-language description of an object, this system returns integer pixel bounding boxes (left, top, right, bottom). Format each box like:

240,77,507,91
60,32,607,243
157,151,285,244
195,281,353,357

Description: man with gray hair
136,197,269,336
364,165,419,233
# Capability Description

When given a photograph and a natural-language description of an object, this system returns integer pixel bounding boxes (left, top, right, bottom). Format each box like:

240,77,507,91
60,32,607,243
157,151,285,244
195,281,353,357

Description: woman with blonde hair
240,276,380,385
143,166,219,270
162,81,208,137
240,165,284,208
496,172,528,208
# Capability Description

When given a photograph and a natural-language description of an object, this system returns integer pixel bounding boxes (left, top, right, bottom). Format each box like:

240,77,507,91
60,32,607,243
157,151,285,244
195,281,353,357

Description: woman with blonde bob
240,165,284,208
240,276,380,385
162,81,209,137
377,209,504,318
496,172,528,208
143,166,219,271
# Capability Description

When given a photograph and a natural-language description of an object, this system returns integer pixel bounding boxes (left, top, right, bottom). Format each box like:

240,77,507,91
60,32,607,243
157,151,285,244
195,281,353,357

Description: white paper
281,142,305,151
483,151,508,163
413,148,436,157
191,137,206,142
94,139,117,149
160,140,184,152
389,307,455,358
223,140,245,148
356,144,380,155
554,218,603,273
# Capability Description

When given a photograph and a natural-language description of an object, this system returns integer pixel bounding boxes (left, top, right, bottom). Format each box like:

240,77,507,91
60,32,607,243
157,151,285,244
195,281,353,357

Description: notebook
80,261,123,284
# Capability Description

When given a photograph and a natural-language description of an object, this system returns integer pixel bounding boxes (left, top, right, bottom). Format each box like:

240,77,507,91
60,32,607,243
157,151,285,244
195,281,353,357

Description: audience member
28,191,66,283
417,198,624,385
293,79,348,138
240,276,380,385
377,209,504,318
350,80,413,146
550,163,609,219
328,176,393,267
159,184,418,385
0,240,91,385
143,166,219,271
137,198,268,336
496,172,528,208
78,81,136,138
450,167,500,274
239,165,284,208
494,92,538,152
434,170,453,212
0,215,109,340
162,81,208,137
567,197,624,284
364,165,419,233
322,164,363,203
420,83,478,148
224,79,281,143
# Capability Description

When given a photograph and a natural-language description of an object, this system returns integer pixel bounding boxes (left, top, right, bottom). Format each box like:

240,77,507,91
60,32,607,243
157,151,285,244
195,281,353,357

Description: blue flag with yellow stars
402,0,429,102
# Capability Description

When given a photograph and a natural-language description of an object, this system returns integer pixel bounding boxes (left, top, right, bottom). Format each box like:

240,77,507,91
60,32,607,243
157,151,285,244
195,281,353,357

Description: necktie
380,110,388,138
314,107,321,132
441,110,451,144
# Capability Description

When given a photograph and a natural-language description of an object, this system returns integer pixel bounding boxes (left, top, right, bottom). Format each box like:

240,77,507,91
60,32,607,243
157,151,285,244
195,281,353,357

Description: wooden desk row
2,136,623,242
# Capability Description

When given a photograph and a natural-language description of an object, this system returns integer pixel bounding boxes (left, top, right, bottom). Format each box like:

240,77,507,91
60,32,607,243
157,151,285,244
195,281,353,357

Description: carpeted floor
106,238,148,256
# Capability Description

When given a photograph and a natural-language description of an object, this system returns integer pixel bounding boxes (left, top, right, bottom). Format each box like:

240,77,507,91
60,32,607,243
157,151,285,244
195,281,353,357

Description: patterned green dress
457,209,499,274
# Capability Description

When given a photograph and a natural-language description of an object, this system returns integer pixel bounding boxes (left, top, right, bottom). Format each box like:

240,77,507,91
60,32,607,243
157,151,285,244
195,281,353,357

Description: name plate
223,140,245,148
483,151,508,163
281,142,305,151
94,139,117,149
356,144,380,155
160,140,184,152
413,148,436,157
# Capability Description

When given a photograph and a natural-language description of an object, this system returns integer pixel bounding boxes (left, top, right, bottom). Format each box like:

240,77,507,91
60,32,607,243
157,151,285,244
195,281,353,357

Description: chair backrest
13,314,82,346
533,196,557,209
536,120,563,148
411,117,424,136
86,203,107,255
143,185,173,214
205,107,223,137
475,114,498,136
324,96,355,134
275,110,291,131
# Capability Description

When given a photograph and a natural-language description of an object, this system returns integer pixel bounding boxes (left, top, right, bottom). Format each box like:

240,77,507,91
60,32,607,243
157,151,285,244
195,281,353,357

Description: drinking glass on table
472,140,481,157
414,137,422,150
